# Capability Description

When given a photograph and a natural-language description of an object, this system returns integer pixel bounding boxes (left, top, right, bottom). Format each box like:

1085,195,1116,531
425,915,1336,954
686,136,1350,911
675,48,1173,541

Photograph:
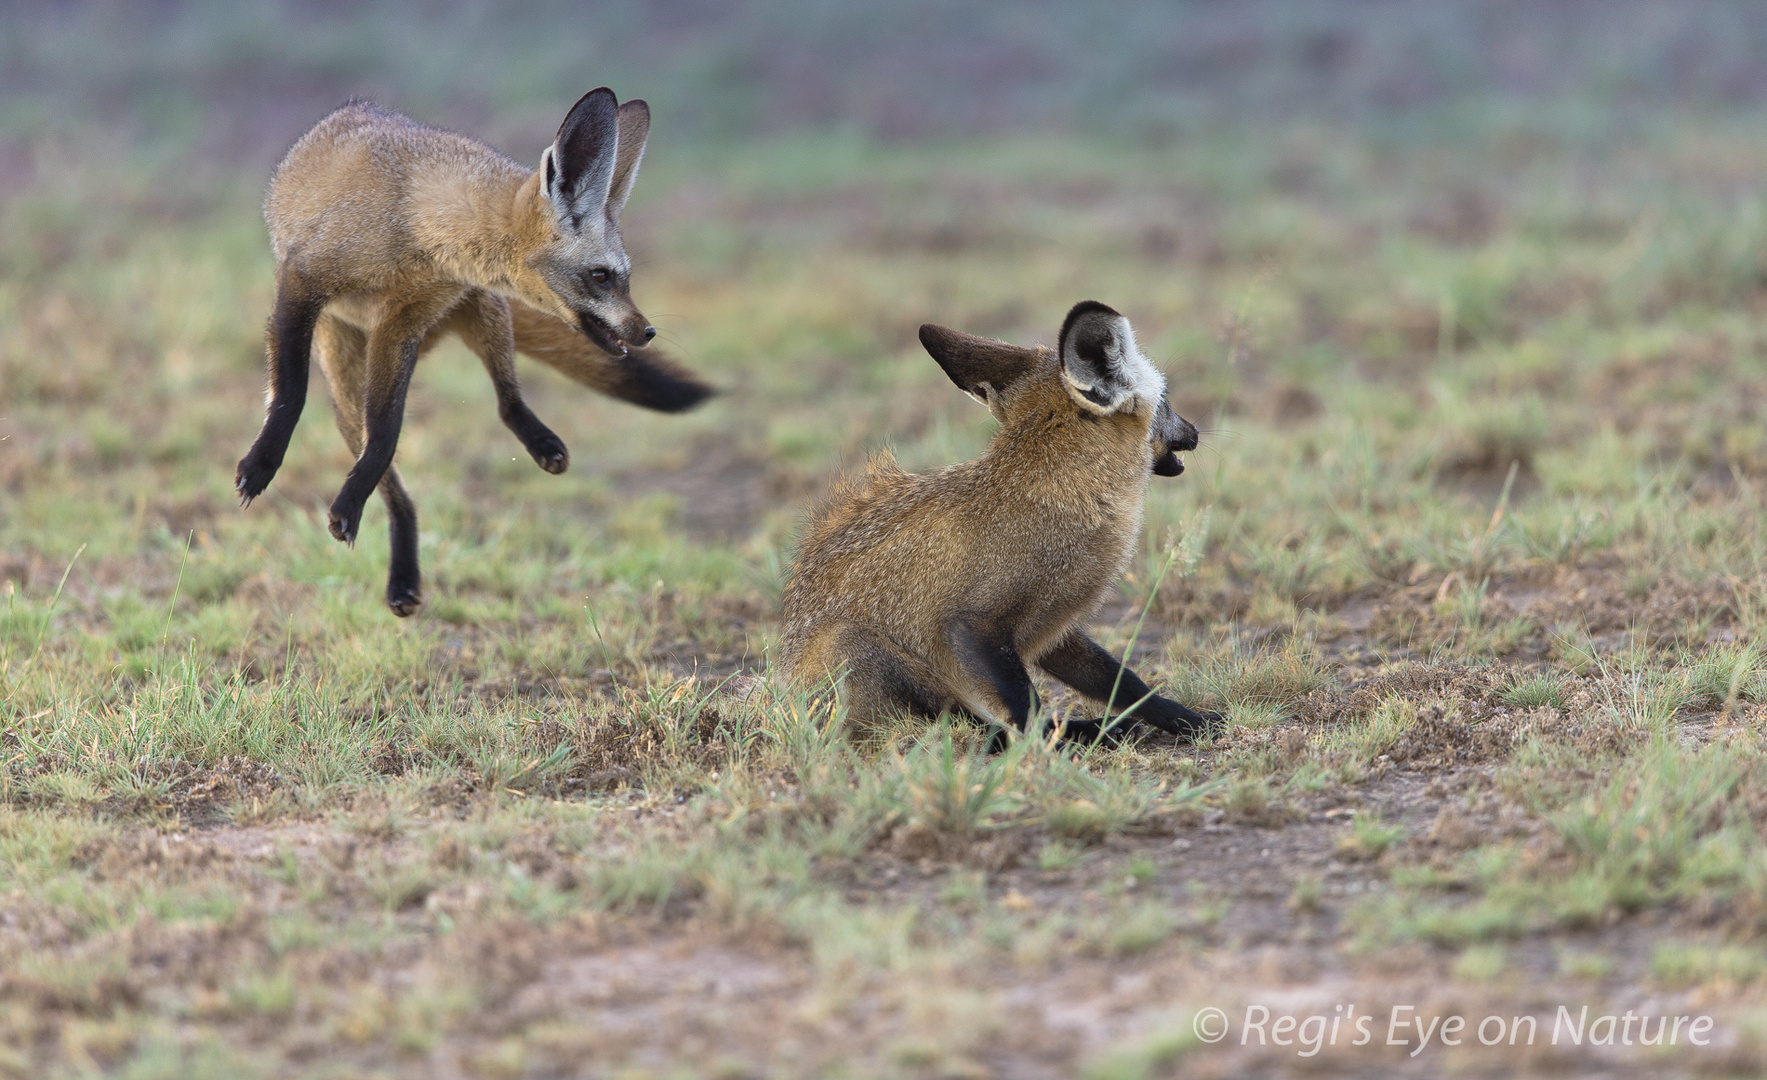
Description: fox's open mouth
576,311,630,357
1154,451,1185,477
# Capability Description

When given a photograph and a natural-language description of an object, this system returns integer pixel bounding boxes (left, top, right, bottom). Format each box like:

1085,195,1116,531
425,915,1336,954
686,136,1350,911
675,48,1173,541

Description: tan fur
778,341,1165,727
267,103,639,337
265,97,653,362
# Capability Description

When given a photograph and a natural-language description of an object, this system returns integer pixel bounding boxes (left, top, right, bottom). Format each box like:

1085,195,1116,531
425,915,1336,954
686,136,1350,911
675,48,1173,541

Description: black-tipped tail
602,353,717,413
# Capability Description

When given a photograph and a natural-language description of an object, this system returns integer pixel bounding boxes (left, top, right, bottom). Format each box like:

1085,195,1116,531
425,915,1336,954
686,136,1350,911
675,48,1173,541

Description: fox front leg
328,292,457,545
452,291,569,474
236,272,326,505
946,620,1044,753
945,622,1156,753
1035,631,1221,744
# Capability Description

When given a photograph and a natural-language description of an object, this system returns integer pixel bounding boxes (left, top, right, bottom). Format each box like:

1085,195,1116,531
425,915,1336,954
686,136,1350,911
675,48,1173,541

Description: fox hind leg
806,622,1058,753
236,269,326,505
450,291,569,474
328,291,458,546
376,466,422,615
328,333,416,545
798,624,951,729
316,314,423,616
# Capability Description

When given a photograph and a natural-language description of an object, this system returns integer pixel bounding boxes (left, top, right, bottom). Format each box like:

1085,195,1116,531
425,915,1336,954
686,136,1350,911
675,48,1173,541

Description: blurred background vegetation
5,0,1767,684
8,0,1767,157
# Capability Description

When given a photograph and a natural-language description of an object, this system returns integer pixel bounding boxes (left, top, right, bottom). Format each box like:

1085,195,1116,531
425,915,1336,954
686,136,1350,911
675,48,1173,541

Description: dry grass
7,5,1767,1077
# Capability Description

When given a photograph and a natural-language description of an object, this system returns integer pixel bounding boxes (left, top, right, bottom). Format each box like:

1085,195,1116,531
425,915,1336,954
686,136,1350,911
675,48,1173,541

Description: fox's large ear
918,324,1035,406
1057,300,1165,414
543,87,620,228
605,98,649,221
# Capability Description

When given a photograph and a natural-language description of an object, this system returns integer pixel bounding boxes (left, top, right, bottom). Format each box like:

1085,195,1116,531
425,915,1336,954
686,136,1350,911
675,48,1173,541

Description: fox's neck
988,408,1153,506
413,169,548,293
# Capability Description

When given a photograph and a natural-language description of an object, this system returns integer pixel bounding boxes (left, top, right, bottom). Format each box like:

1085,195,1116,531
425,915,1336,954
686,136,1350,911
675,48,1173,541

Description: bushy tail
509,300,714,413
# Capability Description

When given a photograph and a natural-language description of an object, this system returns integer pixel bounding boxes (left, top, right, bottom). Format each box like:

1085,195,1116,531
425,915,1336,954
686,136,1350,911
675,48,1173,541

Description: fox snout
1152,401,1199,477
575,304,655,357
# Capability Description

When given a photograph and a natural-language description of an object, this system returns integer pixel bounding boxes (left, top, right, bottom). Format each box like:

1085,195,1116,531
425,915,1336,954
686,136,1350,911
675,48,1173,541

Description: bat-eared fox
234,89,710,616
777,302,1221,747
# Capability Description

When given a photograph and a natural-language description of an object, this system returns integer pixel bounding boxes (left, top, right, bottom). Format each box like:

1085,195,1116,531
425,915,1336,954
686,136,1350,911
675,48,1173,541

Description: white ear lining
545,136,620,225
1111,317,1168,404
1061,368,1123,414
1062,315,1166,414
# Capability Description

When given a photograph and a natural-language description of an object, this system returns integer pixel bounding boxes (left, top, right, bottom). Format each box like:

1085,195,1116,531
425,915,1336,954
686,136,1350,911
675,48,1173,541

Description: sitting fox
777,301,1219,745
234,89,710,616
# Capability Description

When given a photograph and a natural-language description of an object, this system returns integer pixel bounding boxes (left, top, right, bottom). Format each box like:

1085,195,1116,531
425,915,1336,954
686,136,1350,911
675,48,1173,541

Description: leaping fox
234,89,710,616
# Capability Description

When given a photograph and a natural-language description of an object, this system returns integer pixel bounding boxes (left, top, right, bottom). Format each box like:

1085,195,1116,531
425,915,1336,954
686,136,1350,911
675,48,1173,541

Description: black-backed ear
545,87,620,226
1057,300,1162,413
918,324,1035,405
606,98,650,220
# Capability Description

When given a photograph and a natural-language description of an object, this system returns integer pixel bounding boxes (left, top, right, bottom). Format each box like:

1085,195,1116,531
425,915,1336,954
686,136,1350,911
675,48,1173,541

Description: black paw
235,452,278,506
1057,717,1134,749
327,502,362,546
528,432,569,475
1138,698,1227,744
386,582,423,617
1160,708,1225,745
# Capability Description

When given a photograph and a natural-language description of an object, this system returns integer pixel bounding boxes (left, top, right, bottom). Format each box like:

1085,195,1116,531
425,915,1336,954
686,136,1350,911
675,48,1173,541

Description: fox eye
588,268,611,285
